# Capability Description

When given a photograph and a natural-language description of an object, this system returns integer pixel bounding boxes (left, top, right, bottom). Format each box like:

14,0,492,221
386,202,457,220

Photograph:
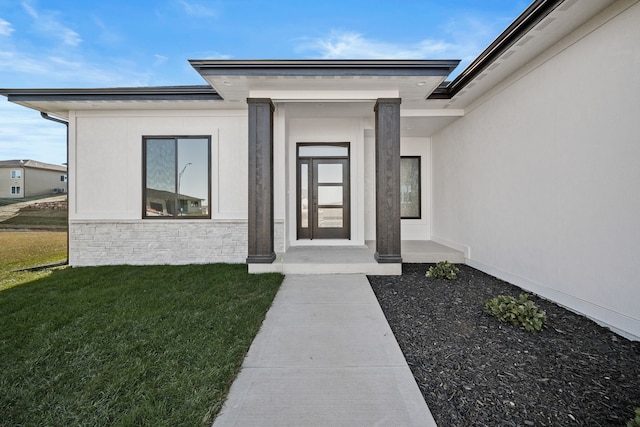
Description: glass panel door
297,144,350,240
313,159,349,238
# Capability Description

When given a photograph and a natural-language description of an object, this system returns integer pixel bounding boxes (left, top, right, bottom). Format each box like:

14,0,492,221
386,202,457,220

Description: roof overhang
0,0,620,135
0,86,222,118
428,0,619,109
189,59,460,108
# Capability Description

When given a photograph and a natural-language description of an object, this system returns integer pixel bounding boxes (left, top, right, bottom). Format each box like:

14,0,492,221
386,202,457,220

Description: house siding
68,110,255,265
431,1,640,339
0,165,66,198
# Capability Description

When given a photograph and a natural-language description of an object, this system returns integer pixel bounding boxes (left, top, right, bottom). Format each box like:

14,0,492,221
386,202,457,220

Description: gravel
368,264,640,426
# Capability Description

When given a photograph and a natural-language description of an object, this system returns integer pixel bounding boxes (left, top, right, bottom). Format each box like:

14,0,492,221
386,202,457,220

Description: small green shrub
484,294,547,333
628,407,640,427
425,261,460,280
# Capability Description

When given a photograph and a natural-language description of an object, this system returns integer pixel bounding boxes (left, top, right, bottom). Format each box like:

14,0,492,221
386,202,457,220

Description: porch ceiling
197,74,446,108
283,101,464,137
190,59,460,110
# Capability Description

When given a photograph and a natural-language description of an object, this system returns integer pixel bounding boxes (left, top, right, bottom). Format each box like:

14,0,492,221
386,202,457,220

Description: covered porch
248,240,464,275
189,60,463,274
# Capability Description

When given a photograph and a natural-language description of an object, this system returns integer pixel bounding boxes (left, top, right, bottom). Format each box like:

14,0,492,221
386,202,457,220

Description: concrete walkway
213,274,437,427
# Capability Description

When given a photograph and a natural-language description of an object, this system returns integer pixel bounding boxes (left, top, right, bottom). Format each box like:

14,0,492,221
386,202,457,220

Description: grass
0,231,67,291
0,207,67,230
0,263,283,426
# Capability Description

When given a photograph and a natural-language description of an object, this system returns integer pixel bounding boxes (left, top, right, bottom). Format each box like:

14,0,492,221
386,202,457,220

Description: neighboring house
0,159,67,198
2,0,639,339
145,188,206,217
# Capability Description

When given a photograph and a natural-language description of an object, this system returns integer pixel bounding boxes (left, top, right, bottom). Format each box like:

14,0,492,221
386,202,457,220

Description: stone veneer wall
69,220,285,266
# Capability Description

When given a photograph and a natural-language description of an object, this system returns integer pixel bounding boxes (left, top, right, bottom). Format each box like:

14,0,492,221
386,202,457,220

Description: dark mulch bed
368,264,640,426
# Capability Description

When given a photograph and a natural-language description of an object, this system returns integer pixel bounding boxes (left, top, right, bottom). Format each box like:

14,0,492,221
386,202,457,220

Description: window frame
11,186,21,195
142,135,212,220
10,169,22,179
400,156,421,219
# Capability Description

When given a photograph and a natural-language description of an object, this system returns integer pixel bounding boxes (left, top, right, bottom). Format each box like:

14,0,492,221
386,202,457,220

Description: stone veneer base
68,219,284,266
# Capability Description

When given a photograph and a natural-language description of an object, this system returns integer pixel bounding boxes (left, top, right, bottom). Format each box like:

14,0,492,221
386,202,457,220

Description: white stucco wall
67,109,285,265
401,137,431,241
431,2,640,339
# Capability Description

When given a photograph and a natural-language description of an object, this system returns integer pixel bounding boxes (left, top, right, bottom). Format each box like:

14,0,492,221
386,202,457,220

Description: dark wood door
297,157,350,239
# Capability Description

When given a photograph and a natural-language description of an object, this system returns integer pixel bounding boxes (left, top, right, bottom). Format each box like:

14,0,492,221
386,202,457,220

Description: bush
484,294,547,333
425,261,460,280
628,407,640,427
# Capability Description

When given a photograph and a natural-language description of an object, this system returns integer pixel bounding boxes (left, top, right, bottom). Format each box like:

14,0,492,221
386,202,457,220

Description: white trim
466,258,640,341
289,239,360,247
250,90,399,100
73,109,248,118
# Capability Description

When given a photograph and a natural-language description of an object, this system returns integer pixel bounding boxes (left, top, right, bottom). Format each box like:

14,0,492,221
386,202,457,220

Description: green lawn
0,231,67,291
0,264,283,426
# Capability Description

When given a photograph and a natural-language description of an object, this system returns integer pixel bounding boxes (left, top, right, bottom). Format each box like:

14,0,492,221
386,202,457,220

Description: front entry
297,143,350,239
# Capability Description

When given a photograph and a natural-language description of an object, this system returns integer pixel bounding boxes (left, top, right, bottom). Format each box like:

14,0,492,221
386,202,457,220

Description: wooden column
374,98,402,263
247,98,276,264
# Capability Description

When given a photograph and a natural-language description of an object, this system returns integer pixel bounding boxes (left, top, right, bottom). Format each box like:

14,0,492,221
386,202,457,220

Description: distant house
145,188,206,217
0,160,67,198
1,0,639,340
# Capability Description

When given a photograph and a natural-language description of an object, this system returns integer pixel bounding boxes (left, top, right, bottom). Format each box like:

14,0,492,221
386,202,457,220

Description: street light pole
178,162,192,215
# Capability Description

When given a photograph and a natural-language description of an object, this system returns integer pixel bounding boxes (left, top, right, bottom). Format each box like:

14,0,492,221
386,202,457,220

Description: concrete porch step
248,240,465,275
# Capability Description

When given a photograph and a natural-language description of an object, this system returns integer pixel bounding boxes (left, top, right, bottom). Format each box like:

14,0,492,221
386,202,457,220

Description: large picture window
143,136,211,219
400,156,421,219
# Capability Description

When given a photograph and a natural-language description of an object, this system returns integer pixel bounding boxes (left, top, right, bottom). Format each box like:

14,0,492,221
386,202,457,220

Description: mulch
368,264,640,426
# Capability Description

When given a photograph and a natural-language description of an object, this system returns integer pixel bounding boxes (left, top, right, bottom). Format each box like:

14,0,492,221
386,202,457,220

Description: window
60,175,67,182
10,169,21,179
143,136,211,218
400,156,421,219
11,186,21,195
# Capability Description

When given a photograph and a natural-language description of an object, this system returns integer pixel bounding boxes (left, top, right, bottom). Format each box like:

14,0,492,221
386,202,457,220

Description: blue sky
0,0,529,165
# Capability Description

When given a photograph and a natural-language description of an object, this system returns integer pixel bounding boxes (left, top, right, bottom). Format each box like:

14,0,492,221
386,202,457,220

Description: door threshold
290,239,363,247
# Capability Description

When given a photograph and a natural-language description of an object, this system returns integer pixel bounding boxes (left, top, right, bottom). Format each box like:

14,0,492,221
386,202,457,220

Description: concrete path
213,274,437,427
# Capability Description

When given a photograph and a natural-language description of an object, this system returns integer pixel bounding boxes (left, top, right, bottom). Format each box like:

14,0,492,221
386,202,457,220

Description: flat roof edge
0,85,222,102
428,0,564,99
189,59,461,77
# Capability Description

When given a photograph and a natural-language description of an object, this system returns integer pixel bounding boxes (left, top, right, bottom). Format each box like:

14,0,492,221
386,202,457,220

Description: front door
297,144,350,239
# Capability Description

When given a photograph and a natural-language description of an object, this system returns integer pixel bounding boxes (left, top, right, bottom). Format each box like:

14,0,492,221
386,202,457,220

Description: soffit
191,60,460,110
6,99,230,119
198,74,447,109
0,86,227,118
436,0,619,110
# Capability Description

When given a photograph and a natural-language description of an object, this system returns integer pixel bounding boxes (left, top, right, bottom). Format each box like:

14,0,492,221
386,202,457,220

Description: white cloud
297,30,464,60
21,1,82,47
0,49,152,87
296,19,507,79
0,18,14,36
154,54,168,66
440,15,500,62
190,50,231,60
178,0,218,18
92,16,124,47
0,102,66,165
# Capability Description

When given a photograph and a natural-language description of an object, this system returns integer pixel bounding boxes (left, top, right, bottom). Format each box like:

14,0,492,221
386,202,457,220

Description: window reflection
144,137,210,218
